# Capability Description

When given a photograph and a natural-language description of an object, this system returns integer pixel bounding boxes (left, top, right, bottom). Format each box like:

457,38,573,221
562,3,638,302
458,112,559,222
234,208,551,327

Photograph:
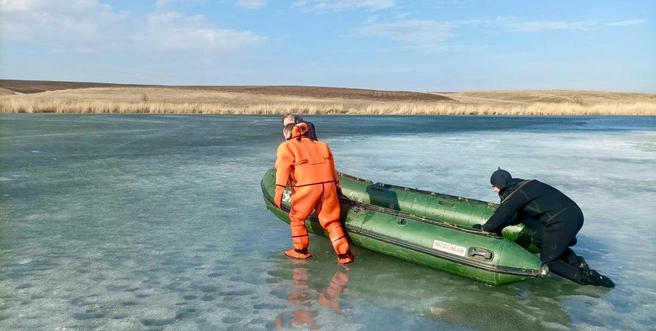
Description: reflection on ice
269,260,349,330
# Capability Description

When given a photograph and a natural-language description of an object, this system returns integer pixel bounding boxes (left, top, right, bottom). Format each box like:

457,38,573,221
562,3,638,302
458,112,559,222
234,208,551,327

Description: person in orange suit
282,113,318,141
274,122,354,264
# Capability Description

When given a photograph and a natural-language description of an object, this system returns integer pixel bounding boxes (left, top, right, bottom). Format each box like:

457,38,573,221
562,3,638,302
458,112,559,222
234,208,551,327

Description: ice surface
0,114,654,330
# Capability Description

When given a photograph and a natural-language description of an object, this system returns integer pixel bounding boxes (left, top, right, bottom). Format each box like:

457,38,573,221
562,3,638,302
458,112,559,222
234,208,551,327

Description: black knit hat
490,168,513,189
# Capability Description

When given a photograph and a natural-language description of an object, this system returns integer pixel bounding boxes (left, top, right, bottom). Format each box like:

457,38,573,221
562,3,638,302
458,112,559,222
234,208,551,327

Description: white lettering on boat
432,240,467,257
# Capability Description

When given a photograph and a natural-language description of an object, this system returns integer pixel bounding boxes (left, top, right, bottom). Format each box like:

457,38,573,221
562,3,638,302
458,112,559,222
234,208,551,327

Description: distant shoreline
1,79,655,116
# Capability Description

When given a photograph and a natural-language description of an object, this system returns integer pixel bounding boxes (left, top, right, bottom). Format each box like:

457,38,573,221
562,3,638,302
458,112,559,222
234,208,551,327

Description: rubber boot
324,222,350,254
289,217,310,257
546,260,586,284
337,251,354,265
572,257,589,271
582,270,615,288
561,248,589,271
284,248,312,260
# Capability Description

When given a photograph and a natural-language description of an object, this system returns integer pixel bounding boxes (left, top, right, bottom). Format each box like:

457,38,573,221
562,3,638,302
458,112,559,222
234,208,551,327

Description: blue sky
0,0,654,92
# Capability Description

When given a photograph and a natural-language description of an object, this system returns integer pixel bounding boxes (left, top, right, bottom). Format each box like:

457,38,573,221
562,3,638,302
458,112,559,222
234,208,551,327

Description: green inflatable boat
261,169,546,286
337,171,542,253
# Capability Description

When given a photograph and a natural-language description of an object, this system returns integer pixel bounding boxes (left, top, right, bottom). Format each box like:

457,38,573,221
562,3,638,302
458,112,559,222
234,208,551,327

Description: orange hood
289,122,309,140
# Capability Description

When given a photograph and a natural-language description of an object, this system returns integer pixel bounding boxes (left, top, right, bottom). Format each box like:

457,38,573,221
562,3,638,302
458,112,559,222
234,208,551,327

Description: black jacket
482,179,582,233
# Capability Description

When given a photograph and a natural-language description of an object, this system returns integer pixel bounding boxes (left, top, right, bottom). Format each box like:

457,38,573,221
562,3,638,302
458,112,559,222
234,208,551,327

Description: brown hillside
0,79,452,102
0,80,152,94
0,88,18,96
181,85,452,101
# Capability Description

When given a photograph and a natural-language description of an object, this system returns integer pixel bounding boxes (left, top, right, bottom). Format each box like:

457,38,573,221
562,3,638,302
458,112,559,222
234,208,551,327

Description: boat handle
467,247,494,260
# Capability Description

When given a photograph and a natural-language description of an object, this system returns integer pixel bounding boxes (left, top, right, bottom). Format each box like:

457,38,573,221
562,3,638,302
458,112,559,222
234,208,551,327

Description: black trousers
531,208,587,284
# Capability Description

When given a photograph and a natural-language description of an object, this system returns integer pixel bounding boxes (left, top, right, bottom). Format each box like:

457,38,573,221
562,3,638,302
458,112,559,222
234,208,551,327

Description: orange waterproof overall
274,124,353,264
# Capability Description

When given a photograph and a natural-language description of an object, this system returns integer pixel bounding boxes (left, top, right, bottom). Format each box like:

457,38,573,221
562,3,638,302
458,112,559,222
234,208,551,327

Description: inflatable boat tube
262,169,546,286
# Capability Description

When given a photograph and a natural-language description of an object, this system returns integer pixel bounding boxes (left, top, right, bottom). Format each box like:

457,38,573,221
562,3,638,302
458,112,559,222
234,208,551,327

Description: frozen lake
0,115,654,330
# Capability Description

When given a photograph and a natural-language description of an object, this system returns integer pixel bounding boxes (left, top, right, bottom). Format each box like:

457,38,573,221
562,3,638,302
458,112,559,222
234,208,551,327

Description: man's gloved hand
473,224,504,236
273,190,284,209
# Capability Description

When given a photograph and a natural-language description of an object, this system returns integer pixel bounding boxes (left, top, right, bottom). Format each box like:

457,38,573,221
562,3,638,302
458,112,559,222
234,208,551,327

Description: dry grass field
435,90,656,105
1,79,655,115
